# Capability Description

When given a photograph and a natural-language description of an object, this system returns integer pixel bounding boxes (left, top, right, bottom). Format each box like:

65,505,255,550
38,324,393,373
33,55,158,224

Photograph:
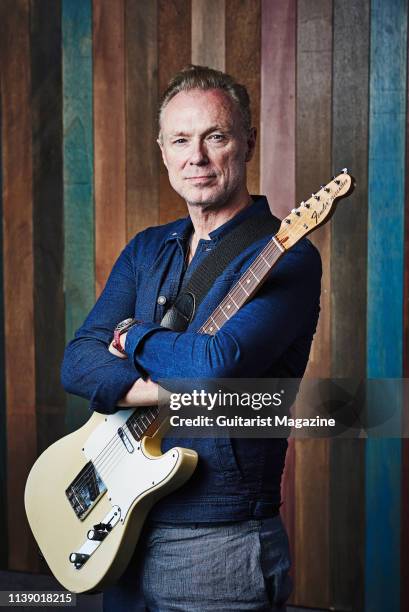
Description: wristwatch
112,318,140,354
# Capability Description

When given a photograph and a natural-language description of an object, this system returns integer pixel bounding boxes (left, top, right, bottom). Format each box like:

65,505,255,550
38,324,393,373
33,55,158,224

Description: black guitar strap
160,201,281,332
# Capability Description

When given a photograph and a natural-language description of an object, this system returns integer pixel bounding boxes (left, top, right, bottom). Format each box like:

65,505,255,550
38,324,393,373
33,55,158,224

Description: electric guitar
24,170,354,593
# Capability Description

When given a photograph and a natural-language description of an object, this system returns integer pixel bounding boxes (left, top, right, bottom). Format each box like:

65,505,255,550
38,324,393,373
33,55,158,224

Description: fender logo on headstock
311,177,348,225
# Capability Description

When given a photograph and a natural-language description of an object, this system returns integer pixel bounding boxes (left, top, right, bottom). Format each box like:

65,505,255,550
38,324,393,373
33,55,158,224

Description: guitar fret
239,279,250,296
272,236,285,253
250,268,260,282
207,316,220,332
219,304,229,319
229,293,239,308
261,254,270,266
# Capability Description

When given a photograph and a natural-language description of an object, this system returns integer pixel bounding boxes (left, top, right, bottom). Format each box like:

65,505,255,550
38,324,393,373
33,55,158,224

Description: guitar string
199,240,283,331
73,408,159,485
69,196,327,497
74,410,164,498
72,409,160,496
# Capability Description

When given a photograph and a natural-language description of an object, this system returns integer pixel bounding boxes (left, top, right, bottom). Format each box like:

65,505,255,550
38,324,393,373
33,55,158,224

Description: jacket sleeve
124,242,322,382
61,239,144,413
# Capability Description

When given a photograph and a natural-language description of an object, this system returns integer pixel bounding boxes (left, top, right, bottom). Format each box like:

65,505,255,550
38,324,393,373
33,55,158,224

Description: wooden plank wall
1,1,408,610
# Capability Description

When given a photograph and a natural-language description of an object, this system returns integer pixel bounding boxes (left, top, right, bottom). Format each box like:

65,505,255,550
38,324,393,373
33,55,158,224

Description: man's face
158,89,256,208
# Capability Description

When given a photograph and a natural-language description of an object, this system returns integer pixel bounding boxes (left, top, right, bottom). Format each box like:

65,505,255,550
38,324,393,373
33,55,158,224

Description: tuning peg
313,194,320,200
341,167,348,173
285,219,291,224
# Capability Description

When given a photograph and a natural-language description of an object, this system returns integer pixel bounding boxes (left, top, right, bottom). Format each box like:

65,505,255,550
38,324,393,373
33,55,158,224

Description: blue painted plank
366,1,407,611
62,0,95,431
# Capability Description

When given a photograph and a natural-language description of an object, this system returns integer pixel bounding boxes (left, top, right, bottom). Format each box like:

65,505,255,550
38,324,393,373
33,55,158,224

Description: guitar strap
160,200,281,332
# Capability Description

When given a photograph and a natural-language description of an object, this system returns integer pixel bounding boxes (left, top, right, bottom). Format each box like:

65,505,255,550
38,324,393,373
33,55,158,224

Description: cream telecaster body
25,406,197,593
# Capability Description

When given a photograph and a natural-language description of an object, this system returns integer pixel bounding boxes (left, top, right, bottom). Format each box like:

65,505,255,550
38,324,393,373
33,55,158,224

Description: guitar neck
199,236,284,336
199,170,354,336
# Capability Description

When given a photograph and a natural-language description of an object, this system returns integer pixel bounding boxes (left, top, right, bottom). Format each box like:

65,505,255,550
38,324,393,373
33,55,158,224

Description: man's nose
189,140,209,165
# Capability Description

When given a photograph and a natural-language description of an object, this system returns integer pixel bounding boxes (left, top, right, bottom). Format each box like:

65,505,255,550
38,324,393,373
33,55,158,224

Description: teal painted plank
62,0,95,431
366,1,407,611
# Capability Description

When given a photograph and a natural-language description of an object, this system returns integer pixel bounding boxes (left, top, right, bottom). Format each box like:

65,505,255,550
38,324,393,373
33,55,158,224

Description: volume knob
87,528,107,541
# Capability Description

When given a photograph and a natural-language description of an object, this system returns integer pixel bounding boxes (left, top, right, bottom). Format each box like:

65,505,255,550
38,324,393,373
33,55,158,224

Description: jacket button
157,295,167,305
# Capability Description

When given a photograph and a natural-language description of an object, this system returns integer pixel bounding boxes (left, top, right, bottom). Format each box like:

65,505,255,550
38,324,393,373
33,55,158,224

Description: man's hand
109,331,128,359
108,331,168,406
117,377,165,407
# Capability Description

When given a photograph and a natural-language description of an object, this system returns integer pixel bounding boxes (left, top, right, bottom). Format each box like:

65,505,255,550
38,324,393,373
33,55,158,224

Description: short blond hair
158,64,251,138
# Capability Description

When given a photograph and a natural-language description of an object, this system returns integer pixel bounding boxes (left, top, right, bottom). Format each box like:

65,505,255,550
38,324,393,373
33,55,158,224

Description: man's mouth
185,175,216,182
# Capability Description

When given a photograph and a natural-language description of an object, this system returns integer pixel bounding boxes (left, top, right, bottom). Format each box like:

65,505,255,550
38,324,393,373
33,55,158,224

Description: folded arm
61,240,146,413
123,244,321,382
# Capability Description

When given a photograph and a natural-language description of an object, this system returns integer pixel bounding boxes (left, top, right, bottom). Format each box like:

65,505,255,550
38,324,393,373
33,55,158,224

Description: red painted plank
260,0,297,598
93,0,127,296
260,0,296,220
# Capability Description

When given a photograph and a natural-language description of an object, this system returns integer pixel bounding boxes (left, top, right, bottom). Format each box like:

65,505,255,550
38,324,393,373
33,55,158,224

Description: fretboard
199,236,284,335
126,406,161,440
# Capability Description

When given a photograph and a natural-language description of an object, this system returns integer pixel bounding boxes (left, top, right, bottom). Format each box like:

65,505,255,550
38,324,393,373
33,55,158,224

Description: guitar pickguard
82,410,178,521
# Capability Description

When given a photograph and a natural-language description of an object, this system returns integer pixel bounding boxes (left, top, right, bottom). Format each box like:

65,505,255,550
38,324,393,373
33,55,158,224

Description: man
61,65,321,611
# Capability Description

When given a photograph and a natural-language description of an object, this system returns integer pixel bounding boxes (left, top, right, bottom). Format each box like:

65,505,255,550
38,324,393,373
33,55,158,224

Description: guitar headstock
276,169,355,250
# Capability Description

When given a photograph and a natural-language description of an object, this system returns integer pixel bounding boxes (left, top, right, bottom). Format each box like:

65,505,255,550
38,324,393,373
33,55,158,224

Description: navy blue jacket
61,196,322,522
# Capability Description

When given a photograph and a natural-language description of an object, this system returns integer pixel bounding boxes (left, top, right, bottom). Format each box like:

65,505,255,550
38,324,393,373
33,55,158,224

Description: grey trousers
103,515,293,611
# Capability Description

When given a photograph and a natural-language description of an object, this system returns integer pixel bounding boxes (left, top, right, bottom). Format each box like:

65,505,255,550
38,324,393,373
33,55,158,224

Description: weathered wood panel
158,0,191,225
260,0,296,220
93,0,127,296
0,72,7,572
402,20,409,611
191,0,225,71
126,0,160,240
62,0,95,431
330,1,369,609
0,0,38,572
31,0,66,457
366,1,407,611
259,0,297,596
225,0,260,195
295,0,333,607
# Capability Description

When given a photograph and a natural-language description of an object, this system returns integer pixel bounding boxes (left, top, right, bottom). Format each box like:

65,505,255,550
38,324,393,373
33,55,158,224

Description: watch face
116,317,134,331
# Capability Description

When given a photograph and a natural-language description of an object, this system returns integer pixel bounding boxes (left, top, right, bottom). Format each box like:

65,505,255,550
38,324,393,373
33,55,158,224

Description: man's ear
245,127,257,162
157,137,168,170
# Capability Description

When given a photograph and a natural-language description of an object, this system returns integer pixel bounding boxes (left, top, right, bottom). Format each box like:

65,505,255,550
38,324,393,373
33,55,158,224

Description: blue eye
173,138,187,144
209,134,225,141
